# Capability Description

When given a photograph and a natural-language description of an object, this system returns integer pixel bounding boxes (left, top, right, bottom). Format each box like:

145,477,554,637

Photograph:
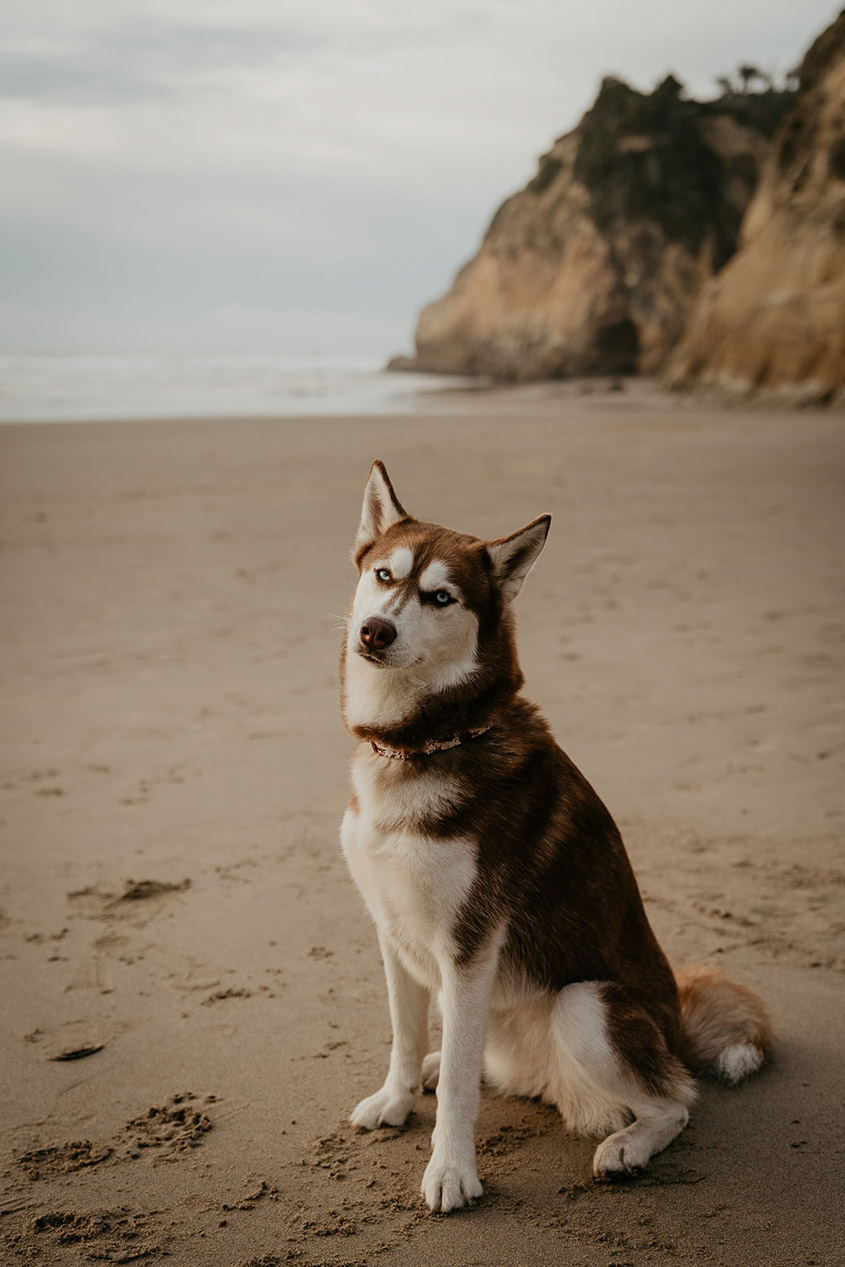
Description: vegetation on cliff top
572,74,794,268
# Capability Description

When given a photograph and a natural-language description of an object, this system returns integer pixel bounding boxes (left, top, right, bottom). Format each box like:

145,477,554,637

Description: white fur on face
343,552,479,729
419,560,451,592
386,545,414,580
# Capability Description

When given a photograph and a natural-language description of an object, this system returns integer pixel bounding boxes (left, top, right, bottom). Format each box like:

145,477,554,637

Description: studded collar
369,725,493,761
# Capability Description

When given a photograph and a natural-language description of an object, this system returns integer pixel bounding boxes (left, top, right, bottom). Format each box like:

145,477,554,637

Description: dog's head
345,461,550,695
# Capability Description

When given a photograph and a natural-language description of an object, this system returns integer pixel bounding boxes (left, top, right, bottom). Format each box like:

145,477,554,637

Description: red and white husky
340,460,772,1213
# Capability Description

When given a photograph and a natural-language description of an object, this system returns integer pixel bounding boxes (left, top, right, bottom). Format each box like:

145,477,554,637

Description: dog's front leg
421,946,499,1213
351,931,430,1130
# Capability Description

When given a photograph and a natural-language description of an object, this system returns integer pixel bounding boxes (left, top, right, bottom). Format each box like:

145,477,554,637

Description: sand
0,385,843,1266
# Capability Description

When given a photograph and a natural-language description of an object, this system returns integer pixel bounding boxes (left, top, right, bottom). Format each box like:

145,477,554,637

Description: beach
1,387,843,1266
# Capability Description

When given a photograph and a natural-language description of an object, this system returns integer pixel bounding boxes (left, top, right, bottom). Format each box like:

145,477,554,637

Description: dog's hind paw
592,1101,689,1177
421,1050,440,1091
421,1148,483,1212
592,1135,645,1178
350,1084,416,1130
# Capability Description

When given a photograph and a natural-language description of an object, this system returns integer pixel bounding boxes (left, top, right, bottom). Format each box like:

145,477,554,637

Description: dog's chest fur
341,749,477,989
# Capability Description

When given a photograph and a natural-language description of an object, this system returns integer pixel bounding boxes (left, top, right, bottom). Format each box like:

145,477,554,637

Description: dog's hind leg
546,982,696,1177
350,933,431,1130
592,1095,691,1176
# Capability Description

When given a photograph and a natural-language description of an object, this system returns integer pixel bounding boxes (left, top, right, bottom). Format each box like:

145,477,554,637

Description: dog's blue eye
375,568,391,583
434,591,452,606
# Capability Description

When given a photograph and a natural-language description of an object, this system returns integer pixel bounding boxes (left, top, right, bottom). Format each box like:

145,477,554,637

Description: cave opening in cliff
594,318,640,375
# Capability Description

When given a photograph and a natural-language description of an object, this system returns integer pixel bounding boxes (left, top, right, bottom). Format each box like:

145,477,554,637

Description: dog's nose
360,617,397,652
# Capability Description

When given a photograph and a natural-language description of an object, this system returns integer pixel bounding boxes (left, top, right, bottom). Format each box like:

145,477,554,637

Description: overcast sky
2,1,839,360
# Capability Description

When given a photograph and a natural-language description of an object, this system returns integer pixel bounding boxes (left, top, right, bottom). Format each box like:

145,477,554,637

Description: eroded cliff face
665,11,845,402
406,77,790,381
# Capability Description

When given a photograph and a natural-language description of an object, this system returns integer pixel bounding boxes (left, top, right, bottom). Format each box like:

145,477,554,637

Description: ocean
0,354,480,423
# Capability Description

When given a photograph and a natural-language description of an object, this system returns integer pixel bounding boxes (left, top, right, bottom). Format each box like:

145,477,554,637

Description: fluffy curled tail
675,965,773,1085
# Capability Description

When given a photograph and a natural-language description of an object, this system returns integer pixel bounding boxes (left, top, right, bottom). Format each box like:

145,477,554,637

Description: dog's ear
486,515,550,603
355,460,408,557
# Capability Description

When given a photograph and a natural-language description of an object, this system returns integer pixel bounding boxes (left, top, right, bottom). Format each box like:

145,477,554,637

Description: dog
339,460,772,1213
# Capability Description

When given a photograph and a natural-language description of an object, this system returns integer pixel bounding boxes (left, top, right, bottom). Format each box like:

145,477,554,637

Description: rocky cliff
400,76,792,381
665,11,845,402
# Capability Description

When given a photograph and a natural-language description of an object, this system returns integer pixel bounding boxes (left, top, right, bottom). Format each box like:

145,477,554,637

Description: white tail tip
711,1042,766,1086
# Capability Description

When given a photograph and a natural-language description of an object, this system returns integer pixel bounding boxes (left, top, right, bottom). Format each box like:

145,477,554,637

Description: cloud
0,99,116,154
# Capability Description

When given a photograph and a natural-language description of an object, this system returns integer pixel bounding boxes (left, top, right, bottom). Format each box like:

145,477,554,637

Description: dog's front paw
421,1148,483,1212
350,1084,416,1130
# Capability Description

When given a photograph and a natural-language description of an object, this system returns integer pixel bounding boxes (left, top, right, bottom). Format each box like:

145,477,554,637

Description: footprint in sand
67,878,191,924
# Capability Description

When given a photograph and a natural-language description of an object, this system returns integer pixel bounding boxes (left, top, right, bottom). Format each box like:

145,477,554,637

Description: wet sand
0,388,843,1265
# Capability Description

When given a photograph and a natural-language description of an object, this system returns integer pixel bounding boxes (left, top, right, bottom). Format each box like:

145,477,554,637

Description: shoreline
3,372,842,427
